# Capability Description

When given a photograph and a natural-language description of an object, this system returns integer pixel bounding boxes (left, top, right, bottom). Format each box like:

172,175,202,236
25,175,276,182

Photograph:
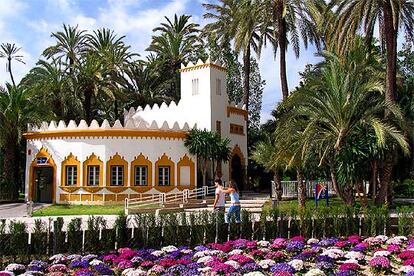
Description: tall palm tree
333,0,414,104
147,14,204,101
274,43,409,205
261,0,321,101
0,84,46,200
332,0,414,204
43,24,88,72
0,43,25,87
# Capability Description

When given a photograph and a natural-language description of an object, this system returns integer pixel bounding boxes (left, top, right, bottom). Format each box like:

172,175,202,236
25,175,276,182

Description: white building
24,60,248,204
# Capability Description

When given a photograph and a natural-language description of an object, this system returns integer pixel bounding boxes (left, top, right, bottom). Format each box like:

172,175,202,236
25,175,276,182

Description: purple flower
270,263,295,274
74,268,94,276
286,241,304,253
241,262,262,273
187,262,201,269
316,255,334,263
93,264,114,275
27,261,48,271
335,270,358,276
319,238,338,247
117,260,133,269
167,264,186,274
369,256,390,268
70,260,89,269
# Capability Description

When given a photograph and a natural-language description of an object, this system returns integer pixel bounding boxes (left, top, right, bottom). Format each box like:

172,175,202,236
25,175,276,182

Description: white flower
307,238,319,245
343,259,359,264
304,268,326,276
122,268,146,276
225,260,240,269
345,251,365,260
197,256,213,264
89,259,103,266
67,254,82,260
373,250,390,257
5,263,25,272
257,240,270,247
321,248,344,259
180,249,193,254
258,259,275,269
193,251,207,258
399,265,414,273
386,236,407,245
243,272,265,276
288,259,304,271
375,235,388,242
161,245,178,253
198,267,212,273
229,249,243,255
49,254,66,264
150,250,164,257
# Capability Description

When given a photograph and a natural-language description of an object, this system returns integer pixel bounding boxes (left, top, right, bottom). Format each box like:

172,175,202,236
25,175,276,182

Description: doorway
33,167,53,203
230,154,244,191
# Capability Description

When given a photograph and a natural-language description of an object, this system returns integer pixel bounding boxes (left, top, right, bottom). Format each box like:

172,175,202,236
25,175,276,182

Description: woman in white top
213,179,225,212
223,180,241,223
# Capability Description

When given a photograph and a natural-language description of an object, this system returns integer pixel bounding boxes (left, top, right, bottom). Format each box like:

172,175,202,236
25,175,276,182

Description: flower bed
2,235,414,275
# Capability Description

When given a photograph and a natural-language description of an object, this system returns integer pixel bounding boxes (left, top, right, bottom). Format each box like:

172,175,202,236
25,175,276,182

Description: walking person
223,180,241,224
213,179,226,242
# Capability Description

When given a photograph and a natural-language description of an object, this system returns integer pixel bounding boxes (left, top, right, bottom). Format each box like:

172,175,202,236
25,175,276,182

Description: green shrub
393,179,414,198
240,209,252,240
9,221,28,257
67,218,82,254
397,206,413,236
85,216,106,253
31,219,47,256
115,213,128,249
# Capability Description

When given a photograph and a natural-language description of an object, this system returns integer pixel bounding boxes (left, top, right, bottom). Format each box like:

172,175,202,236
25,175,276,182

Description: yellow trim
23,129,187,140
179,63,227,73
59,186,80,193
83,153,104,187
29,147,57,203
227,106,248,120
106,153,128,187
61,153,81,186
130,153,152,193
107,187,128,193
155,153,175,193
83,187,103,193
177,154,195,190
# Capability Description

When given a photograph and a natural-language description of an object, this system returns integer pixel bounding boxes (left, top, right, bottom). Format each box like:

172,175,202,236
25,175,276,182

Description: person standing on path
213,179,226,242
223,180,241,224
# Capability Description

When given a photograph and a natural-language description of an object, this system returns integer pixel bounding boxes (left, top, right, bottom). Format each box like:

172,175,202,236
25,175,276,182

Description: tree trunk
272,170,283,207
297,169,305,208
376,153,394,205
330,165,355,205
8,58,16,87
369,160,378,198
84,89,92,123
242,47,251,111
277,4,289,101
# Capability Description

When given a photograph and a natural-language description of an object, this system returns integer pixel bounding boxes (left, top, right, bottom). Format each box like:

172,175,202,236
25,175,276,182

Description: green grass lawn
33,204,126,216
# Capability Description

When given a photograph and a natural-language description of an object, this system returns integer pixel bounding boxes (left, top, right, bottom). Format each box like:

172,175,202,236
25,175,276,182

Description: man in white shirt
213,179,225,212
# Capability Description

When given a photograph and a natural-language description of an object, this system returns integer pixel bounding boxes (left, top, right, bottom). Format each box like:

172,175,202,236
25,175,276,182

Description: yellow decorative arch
155,153,175,193
106,153,128,189
29,147,57,202
177,154,195,190
83,153,103,187
61,153,80,188
130,153,152,193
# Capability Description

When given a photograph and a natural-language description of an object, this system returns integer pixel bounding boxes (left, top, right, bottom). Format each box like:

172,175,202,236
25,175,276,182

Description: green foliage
393,179,414,198
84,216,107,253
31,219,47,256
397,206,414,236
67,218,82,254
9,221,28,257
115,213,128,249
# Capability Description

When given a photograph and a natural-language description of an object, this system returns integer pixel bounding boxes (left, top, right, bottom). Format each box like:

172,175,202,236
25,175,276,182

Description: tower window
192,78,199,95
216,78,221,95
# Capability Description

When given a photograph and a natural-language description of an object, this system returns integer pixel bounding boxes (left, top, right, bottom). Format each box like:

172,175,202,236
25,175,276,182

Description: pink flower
369,256,390,268
403,259,414,266
228,254,254,265
140,260,154,267
339,263,360,271
291,236,306,243
399,250,414,260
335,241,348,248
387,244,400,253
272,238,286,248
348,235,362,244
158,258,177,267
117,260,133,269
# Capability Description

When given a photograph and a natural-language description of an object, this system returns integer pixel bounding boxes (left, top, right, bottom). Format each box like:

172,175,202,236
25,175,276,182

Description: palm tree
0,84,46,200
204,0,262,111
0,43,25,87
184,129,231,187
147,14,204,101
274,43,409,205
21,59,81,121
261,0,321,101
332,0,414,204
43,24,88,72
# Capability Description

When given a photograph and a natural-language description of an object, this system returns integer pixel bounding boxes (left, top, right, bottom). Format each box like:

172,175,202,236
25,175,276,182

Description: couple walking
213,179,241,223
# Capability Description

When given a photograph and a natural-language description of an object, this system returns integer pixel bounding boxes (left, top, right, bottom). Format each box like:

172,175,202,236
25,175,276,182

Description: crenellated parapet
27,118,195,133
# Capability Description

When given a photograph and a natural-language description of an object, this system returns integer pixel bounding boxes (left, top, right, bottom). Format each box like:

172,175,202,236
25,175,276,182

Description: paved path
0,203,49,219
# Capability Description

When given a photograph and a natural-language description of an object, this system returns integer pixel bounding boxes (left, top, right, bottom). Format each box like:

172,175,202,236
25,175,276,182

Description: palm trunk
297,169,305,208
277,4,289,101
330,164,354,205
383,3,398,104
370,160,378,198
376,153,394,205
8,58,16,87
272,170,282,207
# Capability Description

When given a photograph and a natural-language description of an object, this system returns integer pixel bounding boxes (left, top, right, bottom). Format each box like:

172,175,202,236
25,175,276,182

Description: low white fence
275,181,336,199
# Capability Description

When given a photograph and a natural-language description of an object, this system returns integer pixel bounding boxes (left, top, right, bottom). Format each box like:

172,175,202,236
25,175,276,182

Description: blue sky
0,0,322,123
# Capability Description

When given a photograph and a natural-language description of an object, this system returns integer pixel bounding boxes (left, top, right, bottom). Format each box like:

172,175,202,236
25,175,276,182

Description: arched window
61,153,80,187
83,153,103,186
155,153,175,192
177,154,195,190
130,153,152,193
106,153,128,187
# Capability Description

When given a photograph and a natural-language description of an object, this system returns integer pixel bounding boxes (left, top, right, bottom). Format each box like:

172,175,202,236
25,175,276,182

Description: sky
0,0,322,123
